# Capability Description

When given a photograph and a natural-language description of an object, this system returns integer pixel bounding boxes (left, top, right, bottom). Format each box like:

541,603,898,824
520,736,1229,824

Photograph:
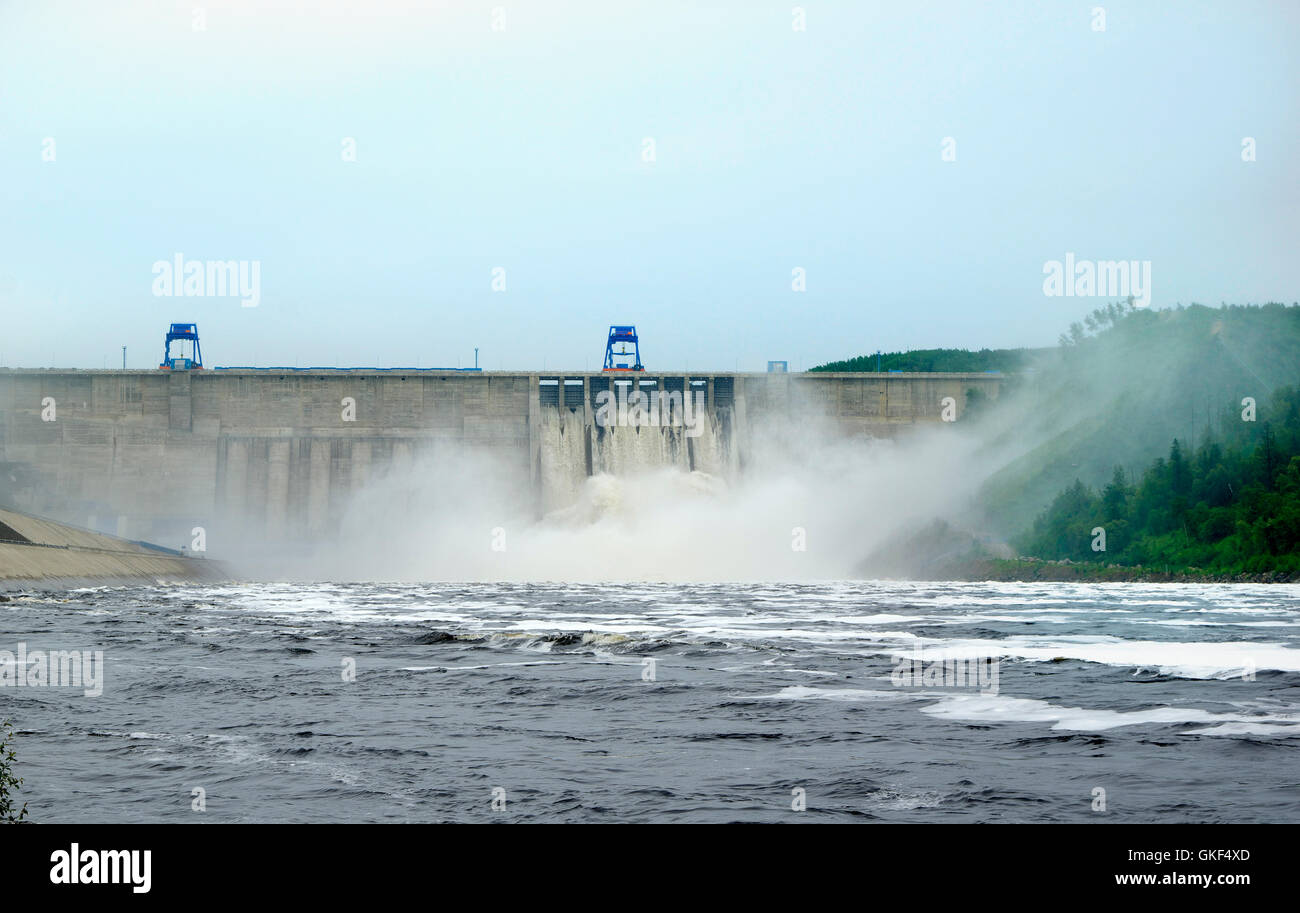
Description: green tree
1101,466,1130,518
1015,385,1300,575
0,719,29,824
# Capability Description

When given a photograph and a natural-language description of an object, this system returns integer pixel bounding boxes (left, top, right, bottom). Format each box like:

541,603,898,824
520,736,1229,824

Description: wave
920,693,1300,735
884,635,1300,679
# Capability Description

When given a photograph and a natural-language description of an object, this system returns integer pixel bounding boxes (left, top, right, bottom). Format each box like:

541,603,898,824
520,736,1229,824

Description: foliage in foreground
0,719,29,823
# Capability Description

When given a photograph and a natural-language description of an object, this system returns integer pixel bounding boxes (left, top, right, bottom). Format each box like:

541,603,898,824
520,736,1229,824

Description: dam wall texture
0,369,1002,552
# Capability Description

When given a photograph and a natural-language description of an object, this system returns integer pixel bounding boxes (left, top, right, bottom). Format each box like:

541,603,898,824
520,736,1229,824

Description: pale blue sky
2,0,1296,370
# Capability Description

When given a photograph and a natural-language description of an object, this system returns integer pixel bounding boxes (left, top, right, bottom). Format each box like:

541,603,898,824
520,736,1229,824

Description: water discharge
287,407,1006,583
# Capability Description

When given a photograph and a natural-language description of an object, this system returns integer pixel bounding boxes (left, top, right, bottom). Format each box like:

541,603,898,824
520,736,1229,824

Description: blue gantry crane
159,323,203,370
601,325,644,372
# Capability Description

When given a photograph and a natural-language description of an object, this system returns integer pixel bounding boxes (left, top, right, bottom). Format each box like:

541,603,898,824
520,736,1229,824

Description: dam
0,368,1002,554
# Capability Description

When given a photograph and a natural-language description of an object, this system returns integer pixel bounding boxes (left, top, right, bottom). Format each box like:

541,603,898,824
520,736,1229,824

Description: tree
1016,385,1300,575
0,719,29,824
1260,424,1278,490
1102,466,1129,518
1169,439,1191,497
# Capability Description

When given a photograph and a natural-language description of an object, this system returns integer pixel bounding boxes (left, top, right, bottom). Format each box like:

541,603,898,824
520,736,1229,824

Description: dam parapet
0,369,1002,551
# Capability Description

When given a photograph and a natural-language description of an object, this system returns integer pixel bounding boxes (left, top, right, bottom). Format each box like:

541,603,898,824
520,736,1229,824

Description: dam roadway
0,369,1002,549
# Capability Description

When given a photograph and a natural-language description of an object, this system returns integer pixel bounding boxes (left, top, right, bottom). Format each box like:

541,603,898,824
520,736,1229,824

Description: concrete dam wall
0,369,1002,552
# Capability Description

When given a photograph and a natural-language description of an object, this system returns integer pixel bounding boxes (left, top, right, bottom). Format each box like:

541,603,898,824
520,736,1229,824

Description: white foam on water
1135,619,1297,628
189,583,1300,686
1180,722,1300,738
739,685,911,702
921,692,1300,733
866,788,947,810
889,635,1300,679
401,660,569,672
837,613,924,624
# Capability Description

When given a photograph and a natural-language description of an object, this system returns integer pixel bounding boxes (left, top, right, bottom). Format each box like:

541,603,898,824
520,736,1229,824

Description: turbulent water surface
3,581,1299,822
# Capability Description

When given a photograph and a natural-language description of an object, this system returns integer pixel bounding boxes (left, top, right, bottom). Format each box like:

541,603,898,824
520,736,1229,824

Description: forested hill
976,302,1300,539
809,348,1043,373
1017,385,1300,574
855,303,1300,580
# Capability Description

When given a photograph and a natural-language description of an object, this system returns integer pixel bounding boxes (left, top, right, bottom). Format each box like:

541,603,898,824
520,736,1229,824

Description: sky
1,0,1297,371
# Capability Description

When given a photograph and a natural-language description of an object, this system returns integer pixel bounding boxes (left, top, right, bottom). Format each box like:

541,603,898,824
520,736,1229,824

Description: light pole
122,347,127,370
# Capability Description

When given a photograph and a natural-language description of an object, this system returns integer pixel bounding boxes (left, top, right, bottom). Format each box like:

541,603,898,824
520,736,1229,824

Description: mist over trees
849,302,1300,579
976,302,1300,537
1017,386,1300,573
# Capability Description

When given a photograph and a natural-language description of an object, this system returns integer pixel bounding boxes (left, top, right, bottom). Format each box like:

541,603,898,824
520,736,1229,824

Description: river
2,580,1298,822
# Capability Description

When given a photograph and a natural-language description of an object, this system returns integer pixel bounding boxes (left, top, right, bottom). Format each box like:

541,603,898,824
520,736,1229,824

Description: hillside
855,302,1300,579
974,302,1300,539
810,347,1043,373
1016,385,1300,574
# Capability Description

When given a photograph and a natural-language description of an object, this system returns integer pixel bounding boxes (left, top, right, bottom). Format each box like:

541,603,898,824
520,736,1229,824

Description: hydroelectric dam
0,369,1003,553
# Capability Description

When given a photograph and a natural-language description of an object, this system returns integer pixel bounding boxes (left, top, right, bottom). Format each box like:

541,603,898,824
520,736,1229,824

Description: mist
230,383,1022,583
210,304,1300,584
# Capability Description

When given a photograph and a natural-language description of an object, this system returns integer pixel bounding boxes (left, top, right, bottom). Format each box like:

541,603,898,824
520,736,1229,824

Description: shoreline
926,556,1299,584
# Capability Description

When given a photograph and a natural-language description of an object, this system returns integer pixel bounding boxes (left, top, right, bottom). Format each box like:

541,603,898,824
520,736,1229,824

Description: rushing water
2,581,1298,822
